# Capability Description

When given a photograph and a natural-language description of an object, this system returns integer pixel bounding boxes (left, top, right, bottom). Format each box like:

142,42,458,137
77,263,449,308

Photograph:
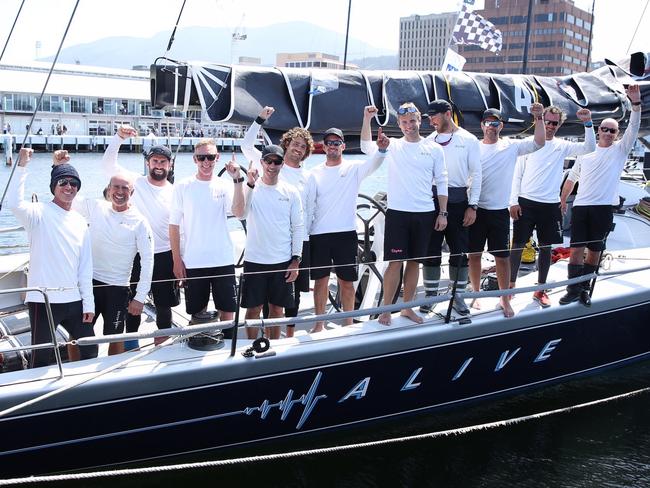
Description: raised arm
358,127,389,180
226,154,245,218
102,125,138,179
620,84,642,155
6,148,38,228
360,105,379,155
564,108,596,156
241,107,271,170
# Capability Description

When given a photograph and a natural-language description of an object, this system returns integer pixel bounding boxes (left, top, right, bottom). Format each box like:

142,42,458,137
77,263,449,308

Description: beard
149,168,168,181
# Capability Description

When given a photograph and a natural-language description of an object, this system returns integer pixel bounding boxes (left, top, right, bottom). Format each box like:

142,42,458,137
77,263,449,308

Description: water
1,151,648,487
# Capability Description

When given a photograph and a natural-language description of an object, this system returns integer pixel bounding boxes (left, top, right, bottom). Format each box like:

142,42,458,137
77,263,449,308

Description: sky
0,0,648,65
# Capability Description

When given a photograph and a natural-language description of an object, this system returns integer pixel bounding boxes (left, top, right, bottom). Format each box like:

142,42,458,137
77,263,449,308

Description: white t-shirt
74,198,154,303
479,138,541,210
425,127,481,205
242,180,303,264
510,127,596,205
305,152,385,235
7,167,94,312
361,137,447,212
170,176,235,268
102,134,174,254
569,110,641,206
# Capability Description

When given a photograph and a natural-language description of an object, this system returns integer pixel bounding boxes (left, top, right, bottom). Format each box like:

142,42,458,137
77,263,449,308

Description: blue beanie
50,164,81,194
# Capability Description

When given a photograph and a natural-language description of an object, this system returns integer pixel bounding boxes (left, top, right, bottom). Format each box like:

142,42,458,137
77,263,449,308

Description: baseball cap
145,145,172,160
426,100,452,116
261,144,285,159
482,108,504,121
323,128,345,141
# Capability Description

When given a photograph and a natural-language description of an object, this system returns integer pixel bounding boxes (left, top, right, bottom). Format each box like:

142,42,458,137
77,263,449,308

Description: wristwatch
439,211,449,217
233,177,245,184
291,255,302,263
469,204,478,210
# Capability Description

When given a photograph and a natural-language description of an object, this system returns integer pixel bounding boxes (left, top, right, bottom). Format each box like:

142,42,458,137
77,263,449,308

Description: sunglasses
57,178,79,188
599,126,617,134
397,106,419,115
263,157,283,166
483,120,501,127
544,120,560,127
324,140,344,147
195,154,217,162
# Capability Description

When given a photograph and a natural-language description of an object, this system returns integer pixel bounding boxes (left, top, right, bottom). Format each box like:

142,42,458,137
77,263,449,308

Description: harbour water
0,151,649,486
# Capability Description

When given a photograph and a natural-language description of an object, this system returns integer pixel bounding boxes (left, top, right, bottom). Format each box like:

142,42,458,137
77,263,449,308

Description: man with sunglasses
558,84,642,305
103,125,178,348
7,148,98,368
360,103,448,326
508,106,595,308
233,145,303,340
306,126,389,332
469,106,545,317
418,99,482,316
170,139,244,326
241,106,314,336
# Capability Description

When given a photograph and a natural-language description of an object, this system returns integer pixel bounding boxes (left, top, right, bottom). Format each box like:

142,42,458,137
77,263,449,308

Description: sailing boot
420,266,441,313
580,263,599,307
449,266,470,316
559,264,584,305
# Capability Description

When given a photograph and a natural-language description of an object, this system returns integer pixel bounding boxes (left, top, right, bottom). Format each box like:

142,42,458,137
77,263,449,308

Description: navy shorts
425,201,469,267
468,208,511,258
383,209,435,262
185,265,237,314
130,251,180,308
570,205,614,251
294,241,311,294
92,280,130,335
512,197,563,246
309,231,358,282
241,260,295,309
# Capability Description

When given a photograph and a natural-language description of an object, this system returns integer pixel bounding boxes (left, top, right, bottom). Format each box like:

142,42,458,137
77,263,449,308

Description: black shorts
512,197,563,246
28,301,97,368
130,251,180,308
468,208,511,258
570,205,613,251
92,280,130,335
185,265,237,315
309,231,358,282
384,209,435,261
425,200,469,267
294,241,311,294
241,260,295,309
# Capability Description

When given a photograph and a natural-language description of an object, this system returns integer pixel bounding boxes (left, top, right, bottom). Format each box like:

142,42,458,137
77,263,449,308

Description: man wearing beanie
102,125,177,348
6,148,98,368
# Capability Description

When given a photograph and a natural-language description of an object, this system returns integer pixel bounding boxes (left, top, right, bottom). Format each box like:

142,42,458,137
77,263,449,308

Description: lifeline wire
0,385,647,485
0,0,81,211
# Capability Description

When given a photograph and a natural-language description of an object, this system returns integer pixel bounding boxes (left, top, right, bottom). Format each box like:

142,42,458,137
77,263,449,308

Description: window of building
566,29,574,38
576,18,583,28
567,14,575,24
510,15,528,23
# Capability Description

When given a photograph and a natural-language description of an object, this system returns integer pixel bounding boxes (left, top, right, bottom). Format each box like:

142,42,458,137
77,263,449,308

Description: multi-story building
399,12,458,70
276,52,357,70
456,0,593,75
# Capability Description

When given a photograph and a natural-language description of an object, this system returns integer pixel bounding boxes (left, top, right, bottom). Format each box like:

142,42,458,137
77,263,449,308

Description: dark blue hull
1,301,649,477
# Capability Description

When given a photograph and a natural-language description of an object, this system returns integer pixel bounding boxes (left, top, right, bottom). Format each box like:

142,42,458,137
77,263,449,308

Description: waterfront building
276,52,358,70
398,12,458,71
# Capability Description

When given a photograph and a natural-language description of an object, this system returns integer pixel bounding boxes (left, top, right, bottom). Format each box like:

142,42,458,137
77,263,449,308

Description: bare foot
343,318,353,326
310,321,324,333
154,336,169,346
499,297,515,318
470,298,481,310
378,312,392,325
400,308,424,324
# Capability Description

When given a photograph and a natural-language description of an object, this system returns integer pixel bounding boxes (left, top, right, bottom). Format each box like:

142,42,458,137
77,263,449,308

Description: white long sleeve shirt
425,127,481,205
360,138,447,212
305,152,386,235
242,180,303,264
7,166,94,312
569,110,641,206
509,126,596,205
169,175,235,268
479,138,542,210
102,134,174,254
74,198,154,303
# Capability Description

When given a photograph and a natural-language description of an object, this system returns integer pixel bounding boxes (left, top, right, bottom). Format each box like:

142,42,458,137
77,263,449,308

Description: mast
343,0,352,70
585,0,596,72
521,0,534,74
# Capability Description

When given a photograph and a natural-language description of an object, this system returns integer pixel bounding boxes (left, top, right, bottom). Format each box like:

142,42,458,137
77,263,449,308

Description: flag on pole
452,4,503,53
441,49,466,72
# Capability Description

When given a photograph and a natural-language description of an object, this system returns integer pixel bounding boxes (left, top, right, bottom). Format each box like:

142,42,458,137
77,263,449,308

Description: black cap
50,164,81,194
145,145,172,161
262,144,285,159
323,127,345,141
426,99,452,116
482,108,504,121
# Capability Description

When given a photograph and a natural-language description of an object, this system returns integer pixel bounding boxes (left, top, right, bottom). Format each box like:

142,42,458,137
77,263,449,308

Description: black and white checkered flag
452,4,503,53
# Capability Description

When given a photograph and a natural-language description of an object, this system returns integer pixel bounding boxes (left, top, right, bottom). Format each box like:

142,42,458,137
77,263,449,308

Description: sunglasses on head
263,157,283,165
544,120,560,127
397,106,418,115
599,126,617,134
57,178,79,188
324,140,343,147
195,154,217,162
483,120,501,127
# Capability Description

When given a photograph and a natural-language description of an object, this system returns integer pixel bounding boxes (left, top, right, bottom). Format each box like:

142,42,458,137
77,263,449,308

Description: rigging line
0,0,81,212
0,0,26,62
164,0,188,54
626,0,650,55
